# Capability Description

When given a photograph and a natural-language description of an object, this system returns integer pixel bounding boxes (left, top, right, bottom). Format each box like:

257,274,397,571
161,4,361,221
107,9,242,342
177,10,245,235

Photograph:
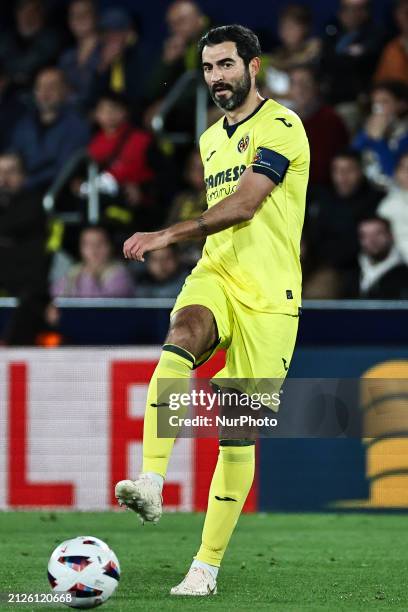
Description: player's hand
123,229,169,261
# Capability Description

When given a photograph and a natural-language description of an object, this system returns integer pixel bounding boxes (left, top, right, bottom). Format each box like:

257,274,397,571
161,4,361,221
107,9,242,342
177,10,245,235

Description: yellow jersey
197,97,310,315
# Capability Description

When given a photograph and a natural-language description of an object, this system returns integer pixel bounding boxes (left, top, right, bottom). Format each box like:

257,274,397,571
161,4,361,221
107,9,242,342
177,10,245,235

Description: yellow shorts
171,265,299,386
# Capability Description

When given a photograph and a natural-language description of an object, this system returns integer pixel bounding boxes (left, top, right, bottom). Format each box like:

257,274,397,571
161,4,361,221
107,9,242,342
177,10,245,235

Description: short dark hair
333,149,363,165
279,4,312,28
69,0,96,9
96,91,130,111
35,65,66,84
371,79,408,101
359,216,392,233
16,0,43,12
80,224,113,242
288,63,320,83
340,0,371,9
198,24,261,66
146,243,179,259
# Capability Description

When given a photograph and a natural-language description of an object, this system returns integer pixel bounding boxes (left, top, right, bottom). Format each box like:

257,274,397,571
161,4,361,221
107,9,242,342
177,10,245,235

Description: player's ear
249,56,261,79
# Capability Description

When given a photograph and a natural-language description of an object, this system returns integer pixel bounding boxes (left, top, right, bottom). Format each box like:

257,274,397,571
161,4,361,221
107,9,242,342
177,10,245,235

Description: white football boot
115,476,162,524
170,566,217,596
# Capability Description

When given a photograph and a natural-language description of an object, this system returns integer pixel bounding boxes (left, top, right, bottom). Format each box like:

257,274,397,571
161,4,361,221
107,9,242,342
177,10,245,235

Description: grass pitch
1,511,407,611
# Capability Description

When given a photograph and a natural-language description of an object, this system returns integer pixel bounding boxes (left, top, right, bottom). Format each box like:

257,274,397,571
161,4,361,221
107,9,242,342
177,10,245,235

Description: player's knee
167,305,217,359
166,318,203,357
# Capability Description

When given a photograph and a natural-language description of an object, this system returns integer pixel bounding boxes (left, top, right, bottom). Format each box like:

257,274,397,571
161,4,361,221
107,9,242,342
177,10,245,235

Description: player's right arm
123,167,276,261
172,166,276,234
123,111,309,261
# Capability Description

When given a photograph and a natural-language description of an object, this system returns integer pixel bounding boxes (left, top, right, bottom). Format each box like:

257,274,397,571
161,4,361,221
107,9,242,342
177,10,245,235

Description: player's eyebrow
202,57,236,68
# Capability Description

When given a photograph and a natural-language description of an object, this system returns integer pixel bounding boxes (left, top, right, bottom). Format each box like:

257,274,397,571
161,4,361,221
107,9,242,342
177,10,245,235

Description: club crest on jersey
237,134,250,153
253,148,262,163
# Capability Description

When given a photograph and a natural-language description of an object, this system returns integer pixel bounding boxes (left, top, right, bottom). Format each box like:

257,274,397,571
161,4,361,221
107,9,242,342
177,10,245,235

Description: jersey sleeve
249,112,308,184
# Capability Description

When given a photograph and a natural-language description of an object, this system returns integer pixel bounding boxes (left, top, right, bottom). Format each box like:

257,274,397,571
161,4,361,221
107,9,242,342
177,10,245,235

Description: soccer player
115,24,309,596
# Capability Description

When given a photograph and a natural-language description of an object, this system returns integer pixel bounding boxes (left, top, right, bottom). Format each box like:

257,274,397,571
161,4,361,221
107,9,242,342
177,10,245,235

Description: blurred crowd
1,0,408,344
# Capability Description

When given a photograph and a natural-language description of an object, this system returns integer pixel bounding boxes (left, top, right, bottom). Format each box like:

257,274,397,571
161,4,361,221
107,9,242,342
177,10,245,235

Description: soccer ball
47,536,120,608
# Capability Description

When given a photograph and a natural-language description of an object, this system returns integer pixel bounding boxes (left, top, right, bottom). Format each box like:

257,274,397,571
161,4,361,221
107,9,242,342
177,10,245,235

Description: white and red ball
48,536,120,608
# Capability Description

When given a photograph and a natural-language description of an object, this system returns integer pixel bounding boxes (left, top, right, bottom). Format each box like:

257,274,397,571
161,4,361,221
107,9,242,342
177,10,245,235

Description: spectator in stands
136,245,188,298
59,0,101,107
289,66,349,186
144,0,207,131
0,62,26,152
88,8,141,109
76,91,157,234
305,150,382,280
0,0,60,88
263,4,321,102
0,153,49,344
81,91,154,198
375,0,408,85
11,67,90,191
52,225,134,297
147,0,206,98
320,0,384,110
377,152,408,263
311,149,383,220
353,81,408,189
353,216,408,299
166,149,206,265
305,150,385,297
72,91,175,236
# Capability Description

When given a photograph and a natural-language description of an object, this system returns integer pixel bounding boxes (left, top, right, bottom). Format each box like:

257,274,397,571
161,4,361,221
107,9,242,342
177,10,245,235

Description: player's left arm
123,169,277,260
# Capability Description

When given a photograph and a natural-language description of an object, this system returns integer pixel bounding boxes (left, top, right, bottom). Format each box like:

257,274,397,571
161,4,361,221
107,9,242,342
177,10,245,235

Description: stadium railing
2,298,408,310
150,69,208,145
1,299,408,346
42,149,100,224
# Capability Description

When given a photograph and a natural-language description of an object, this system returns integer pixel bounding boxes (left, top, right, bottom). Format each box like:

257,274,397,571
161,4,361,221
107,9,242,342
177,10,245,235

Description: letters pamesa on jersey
204,164,246,190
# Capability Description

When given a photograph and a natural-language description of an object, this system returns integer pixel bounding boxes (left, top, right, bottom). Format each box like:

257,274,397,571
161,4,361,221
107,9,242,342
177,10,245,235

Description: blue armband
251,147,290,184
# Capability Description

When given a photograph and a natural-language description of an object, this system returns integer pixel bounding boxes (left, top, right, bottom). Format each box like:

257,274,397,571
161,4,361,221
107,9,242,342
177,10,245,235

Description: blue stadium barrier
1,299,408,510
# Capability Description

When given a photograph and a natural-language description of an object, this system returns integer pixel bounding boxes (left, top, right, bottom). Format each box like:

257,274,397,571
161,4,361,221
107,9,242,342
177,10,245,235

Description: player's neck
224,91,265,126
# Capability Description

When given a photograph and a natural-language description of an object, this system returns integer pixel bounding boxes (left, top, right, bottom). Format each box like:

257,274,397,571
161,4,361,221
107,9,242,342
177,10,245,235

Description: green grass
0,511,408,611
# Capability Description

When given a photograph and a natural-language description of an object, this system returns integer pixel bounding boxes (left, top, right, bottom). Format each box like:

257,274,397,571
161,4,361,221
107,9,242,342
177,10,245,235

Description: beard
210,68,251,111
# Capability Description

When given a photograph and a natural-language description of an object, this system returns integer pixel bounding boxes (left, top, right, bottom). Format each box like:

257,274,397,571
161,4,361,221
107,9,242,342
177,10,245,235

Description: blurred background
1,0,408,513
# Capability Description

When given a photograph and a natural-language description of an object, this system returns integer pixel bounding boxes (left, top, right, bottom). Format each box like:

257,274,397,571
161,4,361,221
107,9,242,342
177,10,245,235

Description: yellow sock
142,344,194,477
195,442,255,567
